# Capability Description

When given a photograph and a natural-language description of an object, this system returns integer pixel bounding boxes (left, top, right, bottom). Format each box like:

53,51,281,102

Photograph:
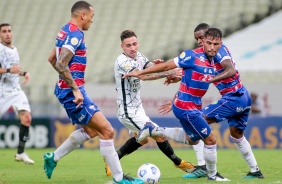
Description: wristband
23,72,27,76
6,68,10,73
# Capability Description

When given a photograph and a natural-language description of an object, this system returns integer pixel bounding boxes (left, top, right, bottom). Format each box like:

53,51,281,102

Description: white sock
192,140,205,166
54,128,90,162
204,144,217,178
231,135,259,172
100,139,123,182
153,127,188,144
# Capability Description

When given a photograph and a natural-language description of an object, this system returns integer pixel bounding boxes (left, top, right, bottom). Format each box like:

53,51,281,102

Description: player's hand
164,75,181,86
123,70,140,78
72,89,84,108
153,59,164,65
158,101,173,115
10,64,22,74
22,72,30,85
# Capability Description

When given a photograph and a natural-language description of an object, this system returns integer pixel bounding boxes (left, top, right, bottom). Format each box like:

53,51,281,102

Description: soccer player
159,23,264,179
43,1,143,184
0,23,34,165
104,29,196,176
124,28,230,181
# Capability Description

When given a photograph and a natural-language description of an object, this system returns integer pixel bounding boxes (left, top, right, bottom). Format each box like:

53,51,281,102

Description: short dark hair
0,23,11,30
71,1,92,15
120,30,137,41
205,28,222,39
194,23,210,32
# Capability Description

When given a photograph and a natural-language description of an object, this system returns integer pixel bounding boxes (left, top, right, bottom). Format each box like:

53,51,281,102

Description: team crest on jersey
201,128,208,135
71,37,79,45
180,52,186,59
124,62,131,70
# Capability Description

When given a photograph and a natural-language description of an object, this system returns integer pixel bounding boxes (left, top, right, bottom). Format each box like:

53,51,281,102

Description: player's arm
55,47,78,91
209,59,236,83
139,62,181,81
48,47,57,70
124,60,177,79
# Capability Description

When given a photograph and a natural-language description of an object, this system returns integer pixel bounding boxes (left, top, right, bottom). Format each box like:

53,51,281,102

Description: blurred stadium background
0,0,282,150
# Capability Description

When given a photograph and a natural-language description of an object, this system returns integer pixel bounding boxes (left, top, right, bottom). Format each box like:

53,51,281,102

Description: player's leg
152,135,195,173
229,117,264,179
103,111,149,177
116,116,149,160
179,112,229,181
12,91,34,164
43,93,99,179
86,111,143,183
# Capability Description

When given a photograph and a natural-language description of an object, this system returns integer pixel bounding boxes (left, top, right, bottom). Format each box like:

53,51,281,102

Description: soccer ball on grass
136,163,161,184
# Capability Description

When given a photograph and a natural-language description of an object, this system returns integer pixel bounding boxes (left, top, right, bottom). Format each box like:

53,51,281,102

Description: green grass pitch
0,148,281,184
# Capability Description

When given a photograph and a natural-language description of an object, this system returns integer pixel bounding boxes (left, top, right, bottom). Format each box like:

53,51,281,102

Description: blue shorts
202,86,251,130
172,105,212,142
57,88,100,125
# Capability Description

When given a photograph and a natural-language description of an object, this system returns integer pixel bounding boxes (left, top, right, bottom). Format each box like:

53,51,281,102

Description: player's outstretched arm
124,60,177,79
142,60,182,81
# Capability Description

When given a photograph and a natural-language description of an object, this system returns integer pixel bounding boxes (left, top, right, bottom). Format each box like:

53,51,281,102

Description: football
136,163,161,184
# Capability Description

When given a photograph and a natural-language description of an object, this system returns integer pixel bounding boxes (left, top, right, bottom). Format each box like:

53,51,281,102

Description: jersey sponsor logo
57,30,67,40
89,105,95,110
131,79,140,93
180,52,186,59
199,56,205,62
183,56,191,62
78,114,85,122
71,37,79,45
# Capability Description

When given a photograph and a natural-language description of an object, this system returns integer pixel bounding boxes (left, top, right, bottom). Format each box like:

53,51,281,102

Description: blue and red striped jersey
213,44,242,95
54,22,87,98
173,47,215,110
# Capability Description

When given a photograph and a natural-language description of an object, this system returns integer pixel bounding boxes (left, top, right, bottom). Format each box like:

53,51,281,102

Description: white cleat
15,152,35,165
208,172,230,181
137,122,155,143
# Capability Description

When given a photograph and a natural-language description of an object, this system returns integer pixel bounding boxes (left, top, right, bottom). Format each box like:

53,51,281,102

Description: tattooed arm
49,47,83,107
139,62,182,81
55,47,77,90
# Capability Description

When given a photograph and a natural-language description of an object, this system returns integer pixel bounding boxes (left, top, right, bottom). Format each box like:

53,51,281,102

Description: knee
229,127,244,139
101,124,115,139
20,111,32,126
139,137,149,145
154,136,167,142
203,133,217,145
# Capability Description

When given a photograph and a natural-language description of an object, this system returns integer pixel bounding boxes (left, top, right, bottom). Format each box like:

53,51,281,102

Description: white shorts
0,90,31,118
117,106,158,135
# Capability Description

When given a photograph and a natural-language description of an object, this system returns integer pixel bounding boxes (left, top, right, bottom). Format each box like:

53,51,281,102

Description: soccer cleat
208,172,230,181
175,160,196,173
104,157,112,176
15,152,35,165
182,165,207,178
43,152,57,179
137,122,155,143
244,170,264,179
113,174,144,184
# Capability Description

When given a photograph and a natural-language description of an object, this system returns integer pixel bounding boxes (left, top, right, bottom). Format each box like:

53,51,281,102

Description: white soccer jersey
0,43,21,92
0,43,30,117
114,52,149,118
